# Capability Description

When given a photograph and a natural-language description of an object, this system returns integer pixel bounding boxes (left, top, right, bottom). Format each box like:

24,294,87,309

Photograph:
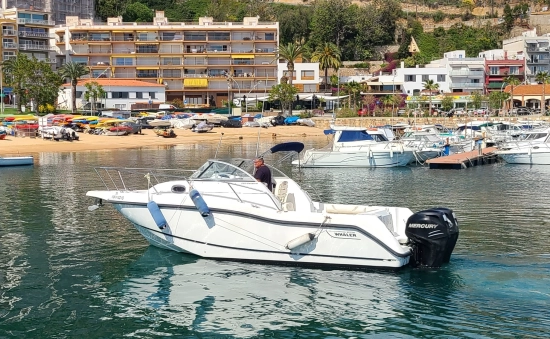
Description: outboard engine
405,207,459,268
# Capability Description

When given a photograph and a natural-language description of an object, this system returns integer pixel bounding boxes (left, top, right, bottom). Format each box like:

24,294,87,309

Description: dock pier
426,147,499,169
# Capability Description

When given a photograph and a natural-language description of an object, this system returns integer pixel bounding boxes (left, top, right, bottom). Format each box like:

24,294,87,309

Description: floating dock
426,147,499,169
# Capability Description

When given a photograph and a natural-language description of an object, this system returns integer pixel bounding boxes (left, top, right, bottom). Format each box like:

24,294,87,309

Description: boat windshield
189,159,288,180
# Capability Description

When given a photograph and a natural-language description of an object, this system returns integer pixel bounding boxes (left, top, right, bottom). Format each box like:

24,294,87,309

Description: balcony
488,71,524,76
19,31,49,38
527,46,550,52
36,58,57,64
136,72,158,78
19,44,52,51
17,18,55,26
2,29,16,36
450,82,484,89
449,70,485,77
3,42,17,49
527,59,550,64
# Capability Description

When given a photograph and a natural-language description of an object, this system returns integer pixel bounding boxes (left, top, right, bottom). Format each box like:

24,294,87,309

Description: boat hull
294,149,415,167
0,156,34,166
105,201,411,269
498,150,550,165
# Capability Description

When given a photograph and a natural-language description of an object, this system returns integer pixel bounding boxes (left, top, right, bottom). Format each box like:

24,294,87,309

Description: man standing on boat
253,157,273,191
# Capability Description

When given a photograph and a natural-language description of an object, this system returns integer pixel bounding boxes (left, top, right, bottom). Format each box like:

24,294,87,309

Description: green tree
84,81,106,114
503,5,514,32
504,75,521,114
535,71,550,115
27,61,63,112
268,83,298,116
59,62,90,113
123,2,154,22
344,81,362,109
2,54,34,112
488,91,509,112
274,4,313,45
422,79,439,115
471,91,484,109
311,42,342,93
310,0,354,50
441,95,454,112
275,42,304,116
95,0,130,20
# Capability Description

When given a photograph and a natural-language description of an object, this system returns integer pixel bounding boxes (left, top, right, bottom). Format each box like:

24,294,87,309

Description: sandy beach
0,125,326,156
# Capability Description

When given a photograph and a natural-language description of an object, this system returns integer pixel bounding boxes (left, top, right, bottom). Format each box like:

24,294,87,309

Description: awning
232,55,254,59
487,82,504,89
184,78,208,87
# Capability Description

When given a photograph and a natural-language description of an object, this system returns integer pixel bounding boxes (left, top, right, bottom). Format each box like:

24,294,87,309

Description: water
1,141,550,338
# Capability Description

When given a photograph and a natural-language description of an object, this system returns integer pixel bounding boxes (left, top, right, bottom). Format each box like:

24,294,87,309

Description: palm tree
422,79,439,115
535,71,550,116
275,43,304,115
311,43,342,93
504,75,521,115
59,62,90,113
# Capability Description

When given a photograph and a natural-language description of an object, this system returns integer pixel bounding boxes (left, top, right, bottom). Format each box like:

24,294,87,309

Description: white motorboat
86,142,459,269
148,119,172,128
496,131,550,164
292,126,415,167
0,155,34,166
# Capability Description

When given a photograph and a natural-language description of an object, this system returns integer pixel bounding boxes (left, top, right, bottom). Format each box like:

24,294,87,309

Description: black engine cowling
405,207,459,268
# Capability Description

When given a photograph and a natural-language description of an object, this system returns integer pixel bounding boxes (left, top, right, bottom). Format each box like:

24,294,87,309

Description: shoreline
0,125,326,156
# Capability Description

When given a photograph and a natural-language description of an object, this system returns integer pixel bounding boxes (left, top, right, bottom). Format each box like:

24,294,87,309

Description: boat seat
283,193,296,211
276,180,288,202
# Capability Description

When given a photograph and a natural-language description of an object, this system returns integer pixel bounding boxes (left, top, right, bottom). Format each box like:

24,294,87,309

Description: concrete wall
310,116,550,130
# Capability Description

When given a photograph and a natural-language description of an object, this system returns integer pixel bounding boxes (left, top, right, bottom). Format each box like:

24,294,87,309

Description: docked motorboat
192,121,214,133
496,130,550,164
292,126,415,167
0,155,34,166
86,142,459,269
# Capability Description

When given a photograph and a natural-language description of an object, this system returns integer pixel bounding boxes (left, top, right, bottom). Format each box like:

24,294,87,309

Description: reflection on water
1,142,550,337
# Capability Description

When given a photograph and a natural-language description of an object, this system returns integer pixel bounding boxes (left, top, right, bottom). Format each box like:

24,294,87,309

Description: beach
0,125,325,156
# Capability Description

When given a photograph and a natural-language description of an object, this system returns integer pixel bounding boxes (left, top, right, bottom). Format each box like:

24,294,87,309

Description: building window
207,32,230,41
437,74,445,82
114,57,133,66
303,84,317,92
112,92,129,99
509,66,519,75
115,104,126,109
422,75,429,81
136,92,143,99
184,32,206,41
265,33,275,41
149,92,156,99
75,91,83,98
301,70,315,78
490,66,499,75
405,75,416,82
162,57,181,65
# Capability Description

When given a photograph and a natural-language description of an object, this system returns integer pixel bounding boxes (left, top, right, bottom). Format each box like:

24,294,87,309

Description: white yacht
496,129,550,164
86,143,459,269
292,126,415,168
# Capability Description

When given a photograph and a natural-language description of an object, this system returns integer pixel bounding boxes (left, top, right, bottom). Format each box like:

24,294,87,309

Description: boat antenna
214,132,225,158
255,124,261,157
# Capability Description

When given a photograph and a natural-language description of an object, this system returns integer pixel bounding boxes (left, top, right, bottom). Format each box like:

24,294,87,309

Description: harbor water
1,140,549,338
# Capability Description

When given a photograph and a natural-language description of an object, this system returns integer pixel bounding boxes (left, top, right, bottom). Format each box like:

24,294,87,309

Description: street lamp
226,76,241,112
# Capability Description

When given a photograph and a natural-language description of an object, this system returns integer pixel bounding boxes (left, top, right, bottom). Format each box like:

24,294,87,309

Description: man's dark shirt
254,165,272,191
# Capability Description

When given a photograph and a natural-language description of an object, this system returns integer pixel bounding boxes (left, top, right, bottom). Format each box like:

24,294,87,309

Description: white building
503,28,547,82
441,50,485,93
277,62,320,93
395,62,448,96
59,78,166,111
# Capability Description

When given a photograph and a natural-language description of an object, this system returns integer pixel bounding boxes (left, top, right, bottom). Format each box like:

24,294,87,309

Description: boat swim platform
426,147,499,170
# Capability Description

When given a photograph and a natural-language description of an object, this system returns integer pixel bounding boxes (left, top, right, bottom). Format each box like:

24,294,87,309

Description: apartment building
503,28,548,82
4,0,94,24
0,7,55,64
53,12,279,107
479,49,525,93
277,61,320,93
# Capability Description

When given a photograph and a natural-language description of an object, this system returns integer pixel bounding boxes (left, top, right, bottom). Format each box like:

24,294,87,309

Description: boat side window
337,131,374,142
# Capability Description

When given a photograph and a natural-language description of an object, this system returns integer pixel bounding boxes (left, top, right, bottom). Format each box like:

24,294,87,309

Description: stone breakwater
311,116,550,130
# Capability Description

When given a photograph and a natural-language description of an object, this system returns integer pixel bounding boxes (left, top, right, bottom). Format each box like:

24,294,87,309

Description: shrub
38,103,56,114
433,11,445,23
336,108,357,118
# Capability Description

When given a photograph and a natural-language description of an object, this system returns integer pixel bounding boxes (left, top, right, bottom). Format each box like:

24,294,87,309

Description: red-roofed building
59,79,166,111
503,83,550,109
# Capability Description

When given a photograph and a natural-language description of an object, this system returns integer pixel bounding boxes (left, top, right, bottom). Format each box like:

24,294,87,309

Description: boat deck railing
93,167,194,191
